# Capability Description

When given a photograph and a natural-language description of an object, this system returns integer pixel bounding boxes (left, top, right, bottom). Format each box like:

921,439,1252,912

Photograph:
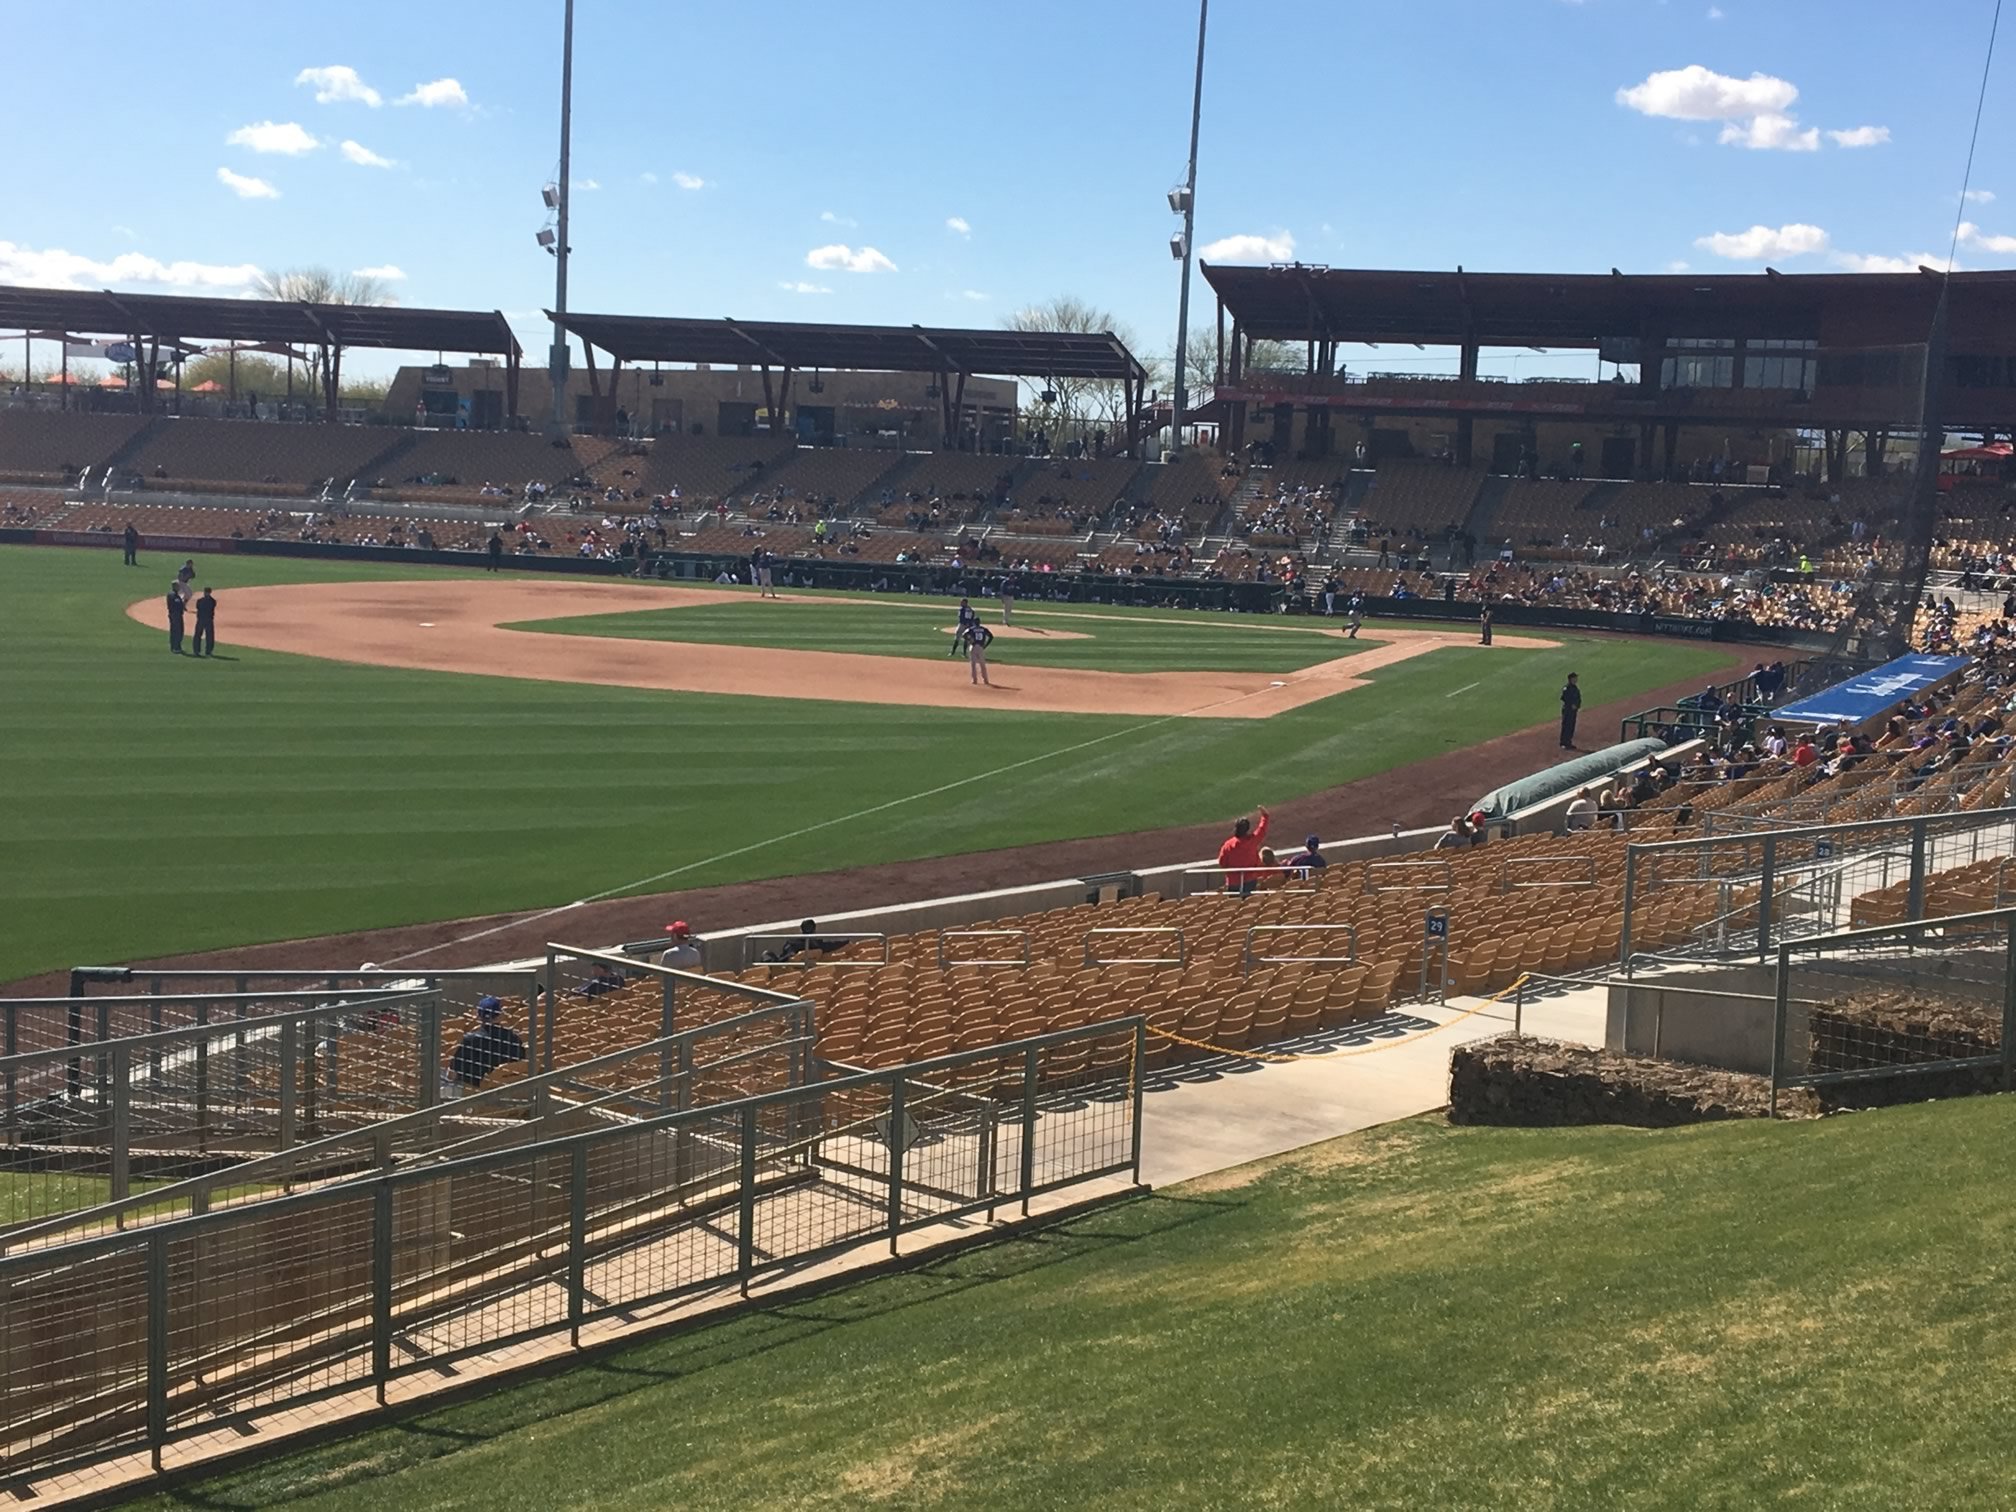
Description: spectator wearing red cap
660,920,702,970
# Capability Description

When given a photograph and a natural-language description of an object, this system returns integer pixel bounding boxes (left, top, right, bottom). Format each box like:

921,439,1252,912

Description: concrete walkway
1138,980,1610,1187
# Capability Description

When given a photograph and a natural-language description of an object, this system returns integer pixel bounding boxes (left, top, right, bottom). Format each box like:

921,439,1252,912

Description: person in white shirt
1565,788,1599,832
659,920,703,970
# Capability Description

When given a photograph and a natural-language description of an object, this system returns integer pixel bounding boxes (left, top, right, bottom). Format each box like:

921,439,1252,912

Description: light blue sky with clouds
1,0,2009,375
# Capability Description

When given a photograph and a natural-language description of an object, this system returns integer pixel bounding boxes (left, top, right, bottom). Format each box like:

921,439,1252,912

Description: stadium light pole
548,0,575,437
1168,0,1208,460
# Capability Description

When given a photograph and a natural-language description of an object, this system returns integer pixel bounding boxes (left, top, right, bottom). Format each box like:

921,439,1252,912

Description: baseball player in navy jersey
963,620,994,685
951,597,980,657
997,571,1019,624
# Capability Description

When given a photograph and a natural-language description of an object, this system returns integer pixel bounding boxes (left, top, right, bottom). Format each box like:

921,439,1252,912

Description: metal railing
1,989,438,1233
1241,924,1358,976
0,1017,1145,1485
0,996,814,1254
736,932,891,970
1082,927,1187,967
1173,864,1332,898
535,944,820,1079
1770,908,2016,1113
1499,854,1599,892
1619,806,2016,975
1365,859,1454,894
936,930,1032,969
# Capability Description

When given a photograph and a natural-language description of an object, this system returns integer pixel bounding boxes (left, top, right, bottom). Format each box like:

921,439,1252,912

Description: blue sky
1,0,2009,377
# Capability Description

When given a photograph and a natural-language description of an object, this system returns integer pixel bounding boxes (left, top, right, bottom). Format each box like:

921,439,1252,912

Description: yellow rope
1143,973,1533,1064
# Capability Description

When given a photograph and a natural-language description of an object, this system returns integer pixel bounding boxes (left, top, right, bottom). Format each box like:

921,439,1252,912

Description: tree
1174,330,1303,396
1004,296,1144,449
254,266,394,309
180,350,293,397
254,266,395,409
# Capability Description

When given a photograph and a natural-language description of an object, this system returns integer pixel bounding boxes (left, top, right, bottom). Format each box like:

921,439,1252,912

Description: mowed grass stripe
123,1099,2016,1511
0,547,1723,979
511,597,1387,673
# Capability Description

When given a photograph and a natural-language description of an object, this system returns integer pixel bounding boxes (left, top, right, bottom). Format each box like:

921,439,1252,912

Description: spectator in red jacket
1790,735,1819,768
1217,805,1271,897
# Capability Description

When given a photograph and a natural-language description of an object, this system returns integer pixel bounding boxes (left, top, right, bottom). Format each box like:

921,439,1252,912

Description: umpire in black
191,587,218,657
1560,672,1582,750
165,583,187,654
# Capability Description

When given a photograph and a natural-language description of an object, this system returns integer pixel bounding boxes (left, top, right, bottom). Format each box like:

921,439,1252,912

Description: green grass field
0,546,1726,981
123,1098,2016,1511
518,597,1390,673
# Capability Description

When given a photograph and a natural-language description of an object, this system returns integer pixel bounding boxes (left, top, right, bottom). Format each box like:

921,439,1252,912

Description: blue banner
1776,654,1972,726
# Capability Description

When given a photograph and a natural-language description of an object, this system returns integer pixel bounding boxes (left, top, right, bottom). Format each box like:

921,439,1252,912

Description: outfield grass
0,546,1726,980
123,1099,2016,1511
518,597,1390,673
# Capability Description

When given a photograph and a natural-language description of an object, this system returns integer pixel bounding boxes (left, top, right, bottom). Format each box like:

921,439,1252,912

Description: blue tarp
1469,738,1668,822
1776,654,1972,727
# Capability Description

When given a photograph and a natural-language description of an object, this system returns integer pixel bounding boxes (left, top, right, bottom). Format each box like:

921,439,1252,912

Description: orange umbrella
98,374,126,388
190,380,222,393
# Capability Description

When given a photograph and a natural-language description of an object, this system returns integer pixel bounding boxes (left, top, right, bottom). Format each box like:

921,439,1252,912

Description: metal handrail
0,990,428,1076
1365,859,1454,894
935,929,1032,969
0,1014,1145,1273
1240,924,1358,976
1082,926,1187,967
734,932,891,970
0,997,813,1251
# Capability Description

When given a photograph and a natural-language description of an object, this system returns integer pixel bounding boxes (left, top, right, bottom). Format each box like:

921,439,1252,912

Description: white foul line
382,677,1281,967
1445,681,1481,698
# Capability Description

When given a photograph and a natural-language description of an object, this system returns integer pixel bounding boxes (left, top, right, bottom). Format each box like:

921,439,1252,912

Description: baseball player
997,571,1019,625
951,597,980,657
963,620,994,686
1346,592,1363,638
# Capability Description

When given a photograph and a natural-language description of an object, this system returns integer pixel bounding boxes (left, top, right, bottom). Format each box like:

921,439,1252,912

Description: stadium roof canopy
550,311,1148,383
0,285,520,357
1201,263,2016,349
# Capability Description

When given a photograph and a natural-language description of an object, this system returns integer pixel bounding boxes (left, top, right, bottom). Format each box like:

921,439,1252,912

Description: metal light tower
1168,0,1208,459
547,0,576,436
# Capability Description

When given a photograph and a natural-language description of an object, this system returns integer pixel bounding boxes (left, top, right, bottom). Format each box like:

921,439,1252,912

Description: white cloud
216,167,280,200
1960,222,2016,254
946,215,971,236
352,264,408,281
295,65,382,107
640,171,659,185
671,170,705,190
1827,125,1890,148
1693,223,1830,260
1718,113,1820,151
399,77,469,109
820,210,857,227
778,281,832,295
1665,260,1692,273
1833,250,1959,273
572,178,601,192
1707,5,1724,17
1617,64,1797,121
339,139,394,168
1964,189,1996,204
0,240,263,292
805,243,897,273
959,289,988,301
1198,230,1295,262
227,120,319,155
